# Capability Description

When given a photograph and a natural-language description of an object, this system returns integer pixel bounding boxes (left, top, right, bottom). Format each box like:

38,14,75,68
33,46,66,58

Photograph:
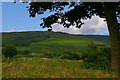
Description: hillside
2,31,110,46
2,31,110,55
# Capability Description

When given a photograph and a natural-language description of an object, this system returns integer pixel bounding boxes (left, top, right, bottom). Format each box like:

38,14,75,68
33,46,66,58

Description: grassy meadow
2,57,118,78
2,31,117,78
2,31,110,55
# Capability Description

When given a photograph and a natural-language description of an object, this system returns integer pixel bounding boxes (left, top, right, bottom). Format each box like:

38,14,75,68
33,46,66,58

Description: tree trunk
103,2,120,73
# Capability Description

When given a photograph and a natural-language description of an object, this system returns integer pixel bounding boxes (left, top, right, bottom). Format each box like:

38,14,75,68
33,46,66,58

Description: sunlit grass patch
2,57,118,78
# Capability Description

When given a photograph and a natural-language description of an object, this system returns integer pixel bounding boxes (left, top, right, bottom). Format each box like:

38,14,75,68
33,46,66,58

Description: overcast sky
2,2,109,35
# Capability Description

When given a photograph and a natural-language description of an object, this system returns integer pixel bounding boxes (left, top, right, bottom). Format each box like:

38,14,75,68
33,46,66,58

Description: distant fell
2,31,110,46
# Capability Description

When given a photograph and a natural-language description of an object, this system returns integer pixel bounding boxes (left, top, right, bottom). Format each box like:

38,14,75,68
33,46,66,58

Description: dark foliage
2,32,51,46
48,28,52,31
27,2,120,29
60,52,80,60
2,45,17,58
81,42,111,70
80,53,87,60
87,41,97,53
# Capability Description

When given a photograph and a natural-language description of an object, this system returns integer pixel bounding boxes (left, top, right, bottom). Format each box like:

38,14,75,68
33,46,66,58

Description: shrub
60,52,80,60
2,45,17,58
80,53,87,60
81,42,111,70
87,41,97,54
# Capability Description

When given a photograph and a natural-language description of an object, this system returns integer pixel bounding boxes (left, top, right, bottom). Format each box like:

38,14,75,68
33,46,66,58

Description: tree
27,2,120,70
2,45,17,58
82,45,111,70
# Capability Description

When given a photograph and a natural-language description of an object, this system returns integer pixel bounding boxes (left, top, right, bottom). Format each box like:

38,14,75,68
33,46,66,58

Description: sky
1,2,109,35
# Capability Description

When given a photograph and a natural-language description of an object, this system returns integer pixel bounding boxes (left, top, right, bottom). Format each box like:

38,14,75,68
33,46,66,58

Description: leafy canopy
27,2,120,29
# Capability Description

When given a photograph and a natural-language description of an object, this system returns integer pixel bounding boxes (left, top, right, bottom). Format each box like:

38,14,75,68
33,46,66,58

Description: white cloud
52,15,109,35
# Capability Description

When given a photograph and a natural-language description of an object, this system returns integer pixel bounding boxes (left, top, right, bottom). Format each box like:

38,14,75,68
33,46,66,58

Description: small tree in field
82,42,111,70
2,45,17,58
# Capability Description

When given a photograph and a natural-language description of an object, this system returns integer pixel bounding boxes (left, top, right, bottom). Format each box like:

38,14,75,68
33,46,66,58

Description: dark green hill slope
2,31,110,46
2,31,51,46
1,31,110,55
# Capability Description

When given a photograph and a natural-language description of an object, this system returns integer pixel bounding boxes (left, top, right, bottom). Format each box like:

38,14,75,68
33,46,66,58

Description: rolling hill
1,31,110,55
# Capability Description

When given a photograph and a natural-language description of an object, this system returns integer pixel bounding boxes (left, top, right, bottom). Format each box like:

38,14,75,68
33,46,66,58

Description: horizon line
1,30,109,36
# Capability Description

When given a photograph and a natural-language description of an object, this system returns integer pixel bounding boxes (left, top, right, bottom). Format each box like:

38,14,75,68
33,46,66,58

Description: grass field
29,36,102,55
2,31,110,55
2,31,113,78
2,57,118,78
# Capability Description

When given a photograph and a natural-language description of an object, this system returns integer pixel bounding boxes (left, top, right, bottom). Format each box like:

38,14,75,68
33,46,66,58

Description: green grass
17,46,30,51
2,31,110,47
29,35,103,55
2,57,118,78
2,31,110,55
2,31,113,78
